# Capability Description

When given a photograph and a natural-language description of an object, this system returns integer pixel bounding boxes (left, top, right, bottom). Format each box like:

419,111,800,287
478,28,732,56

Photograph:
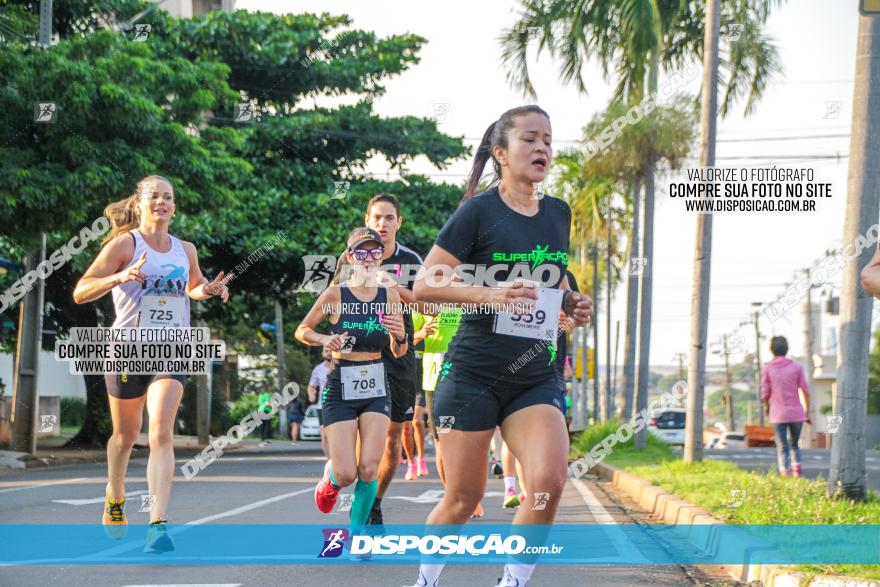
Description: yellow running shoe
102,496,127,539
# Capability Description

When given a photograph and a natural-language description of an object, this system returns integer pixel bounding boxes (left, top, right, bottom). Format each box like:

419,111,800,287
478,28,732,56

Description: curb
593,462,879,587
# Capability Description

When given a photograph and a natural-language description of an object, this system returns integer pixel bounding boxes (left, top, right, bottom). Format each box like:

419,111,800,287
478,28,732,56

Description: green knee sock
329,468,340,488
350,478,378,528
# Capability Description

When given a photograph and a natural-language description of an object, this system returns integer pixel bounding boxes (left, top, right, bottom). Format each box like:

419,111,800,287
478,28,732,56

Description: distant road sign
861,0,880,15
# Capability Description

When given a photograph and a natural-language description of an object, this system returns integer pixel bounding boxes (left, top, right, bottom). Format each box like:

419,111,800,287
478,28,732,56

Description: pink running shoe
315,461,340,513
792,464,802,478
405,462,417,480
417,457,428,477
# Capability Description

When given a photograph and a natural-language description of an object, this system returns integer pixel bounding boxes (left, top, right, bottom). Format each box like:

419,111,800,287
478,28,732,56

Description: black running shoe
367,501,384,529
492,461,504,478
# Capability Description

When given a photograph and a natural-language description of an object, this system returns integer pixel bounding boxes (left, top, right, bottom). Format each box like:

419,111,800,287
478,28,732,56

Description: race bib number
139,295,186,328
341,362,387,400
493,288,563,340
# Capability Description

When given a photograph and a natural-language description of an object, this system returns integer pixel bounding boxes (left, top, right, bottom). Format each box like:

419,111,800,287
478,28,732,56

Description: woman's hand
383,313,406,341
558,310,577,334
492,280,539,314
204,271,233,302
323,332,349,352
563,291,593,326
117,251,147,285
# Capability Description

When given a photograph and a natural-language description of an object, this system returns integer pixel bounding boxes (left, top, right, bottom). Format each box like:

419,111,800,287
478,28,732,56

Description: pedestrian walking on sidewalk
761,336,812,478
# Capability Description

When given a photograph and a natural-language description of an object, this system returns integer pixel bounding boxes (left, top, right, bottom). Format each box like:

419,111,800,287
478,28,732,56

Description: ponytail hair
462,105,550,204
101,175,172,247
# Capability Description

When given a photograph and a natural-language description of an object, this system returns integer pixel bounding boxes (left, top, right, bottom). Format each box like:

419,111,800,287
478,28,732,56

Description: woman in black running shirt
408,106,592,587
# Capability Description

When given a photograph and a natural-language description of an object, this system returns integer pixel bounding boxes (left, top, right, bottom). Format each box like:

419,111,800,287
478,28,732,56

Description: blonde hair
101,175,172,247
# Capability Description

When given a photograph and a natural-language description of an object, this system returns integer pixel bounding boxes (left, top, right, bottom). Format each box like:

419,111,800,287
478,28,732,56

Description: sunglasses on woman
349,248,384,261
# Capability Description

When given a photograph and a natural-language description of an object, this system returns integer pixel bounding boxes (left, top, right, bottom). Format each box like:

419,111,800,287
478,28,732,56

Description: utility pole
275,300,287,437
751,304,764,425
592,243,600,424
675,352,686,382
605,216,612,422
722,335,735,432
195,303,211,445
11,236,46,454
39,0,52,46
12,1,53,455
612,320,620,406
802,269,817,447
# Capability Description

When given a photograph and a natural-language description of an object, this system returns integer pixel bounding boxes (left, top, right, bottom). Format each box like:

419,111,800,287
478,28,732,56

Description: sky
239,0,864,370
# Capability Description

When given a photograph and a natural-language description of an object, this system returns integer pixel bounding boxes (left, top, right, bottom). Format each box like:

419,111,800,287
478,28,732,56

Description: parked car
647,408,686,445
299,405,321,440
714,431,746,449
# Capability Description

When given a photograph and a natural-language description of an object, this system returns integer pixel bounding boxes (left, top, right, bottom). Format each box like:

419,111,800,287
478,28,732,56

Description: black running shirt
434,186,572,385
379,242,423,384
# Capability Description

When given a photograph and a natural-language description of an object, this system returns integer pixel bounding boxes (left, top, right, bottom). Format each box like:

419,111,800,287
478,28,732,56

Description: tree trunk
829,12,880,501
635,56,660,447
684,0,720,464
620,180,642,422
66,299,111,449
592,243,600,423
605,198,613,420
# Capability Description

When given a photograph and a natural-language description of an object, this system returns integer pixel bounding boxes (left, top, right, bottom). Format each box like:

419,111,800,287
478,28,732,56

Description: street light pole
751,304,764,426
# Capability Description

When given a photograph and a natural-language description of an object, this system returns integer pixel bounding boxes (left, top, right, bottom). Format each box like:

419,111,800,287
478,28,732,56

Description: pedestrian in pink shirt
761,336,812,477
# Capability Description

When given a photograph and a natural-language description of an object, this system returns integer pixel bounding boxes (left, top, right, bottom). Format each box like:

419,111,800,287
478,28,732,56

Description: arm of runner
560,273,593,327
182,241,232,302
413,316,437,345
73,234,138,304
861,246,880,298
413,244,538,309
384,288,408,358
295,285,347,349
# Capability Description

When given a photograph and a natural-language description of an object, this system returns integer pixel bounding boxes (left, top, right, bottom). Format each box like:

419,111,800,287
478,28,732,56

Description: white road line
570,478,614,524
570,477,651,564
0,477,87,494
123,584,242,586
53,490,149,506
187,487,312,525
0,487,317,565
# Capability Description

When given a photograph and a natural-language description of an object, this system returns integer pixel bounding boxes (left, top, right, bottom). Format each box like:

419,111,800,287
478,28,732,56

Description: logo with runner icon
340,335,356,353
318,528,349,558
438,416,455,433
531,492,550,510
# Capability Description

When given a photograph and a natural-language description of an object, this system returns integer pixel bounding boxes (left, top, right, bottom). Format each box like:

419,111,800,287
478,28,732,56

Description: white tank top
111,229,191,328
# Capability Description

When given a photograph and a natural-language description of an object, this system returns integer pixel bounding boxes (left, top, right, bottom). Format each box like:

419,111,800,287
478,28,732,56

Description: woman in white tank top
74,176,231,551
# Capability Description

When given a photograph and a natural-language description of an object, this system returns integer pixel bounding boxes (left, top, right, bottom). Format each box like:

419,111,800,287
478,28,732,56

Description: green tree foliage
1,3,468,445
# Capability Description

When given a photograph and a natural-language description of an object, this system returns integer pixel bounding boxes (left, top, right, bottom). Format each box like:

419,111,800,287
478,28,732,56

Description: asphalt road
703,446,880,491
0,440,741,587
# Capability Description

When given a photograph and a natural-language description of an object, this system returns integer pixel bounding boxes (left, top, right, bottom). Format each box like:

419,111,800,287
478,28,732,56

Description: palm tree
572,101,695,425
829,12,880,502
684,0,720,464
551,149,629,421
501,0,784,442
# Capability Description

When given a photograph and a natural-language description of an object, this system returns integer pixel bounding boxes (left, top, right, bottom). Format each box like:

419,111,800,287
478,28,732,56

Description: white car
714,431,746,449
647,408,686,445
299,405,321,440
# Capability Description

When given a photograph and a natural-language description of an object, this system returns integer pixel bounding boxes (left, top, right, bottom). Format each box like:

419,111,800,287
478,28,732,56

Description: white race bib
341,362,387,400
139,295,186,328
493,287,563,340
